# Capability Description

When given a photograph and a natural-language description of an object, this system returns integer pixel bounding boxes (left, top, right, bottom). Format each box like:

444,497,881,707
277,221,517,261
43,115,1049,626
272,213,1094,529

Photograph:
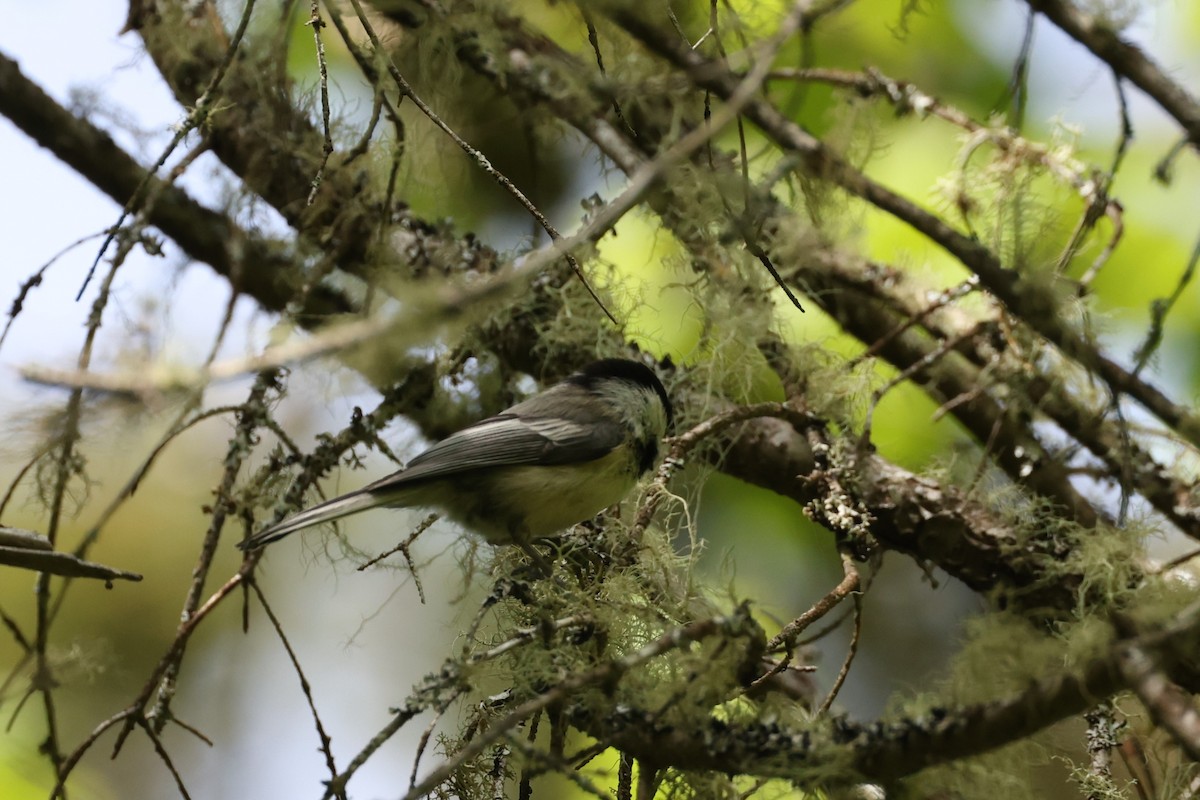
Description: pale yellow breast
492,445,639,539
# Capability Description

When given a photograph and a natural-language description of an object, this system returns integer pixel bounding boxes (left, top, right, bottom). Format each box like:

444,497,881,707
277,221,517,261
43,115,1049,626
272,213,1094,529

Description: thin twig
817,566,862,714
1117,640,1200,762
248,581,342,795
306,0,335,207
79,0,259,300
765,551,859,654
356,513,438,604
323,701,426,799
630,402,818,543
342,0,617,324
399,613,752,800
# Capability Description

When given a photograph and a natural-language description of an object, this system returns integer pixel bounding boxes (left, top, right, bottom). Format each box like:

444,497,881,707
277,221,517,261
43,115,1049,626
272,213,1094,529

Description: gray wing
362,414,623,492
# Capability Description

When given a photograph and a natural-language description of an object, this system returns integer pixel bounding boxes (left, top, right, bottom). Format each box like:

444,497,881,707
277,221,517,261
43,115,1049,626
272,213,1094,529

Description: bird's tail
239,490,384,551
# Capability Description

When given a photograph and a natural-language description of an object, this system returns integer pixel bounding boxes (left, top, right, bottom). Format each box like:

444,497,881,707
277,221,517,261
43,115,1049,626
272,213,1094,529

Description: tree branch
1025,0,1200,147
0,48,351,319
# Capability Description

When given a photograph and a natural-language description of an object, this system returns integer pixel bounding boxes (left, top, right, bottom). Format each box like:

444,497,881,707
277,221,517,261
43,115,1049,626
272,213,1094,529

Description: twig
305,0,334,207
408,699,457,792
583,12,636,139
630,401,818,543
0,231,105,354
816,563,862,714
765,550,859,654
1131,227,1200,376
851,276,979,368
342,0,617,324
79,0,260,300
248,581,342,795
1083,703,1120,799
862,322,987,444
617,751,633,800
1117,639,1200,761
37,242,134,789
1024,0,1200,146
20,314,396,396
322,701,426,799
137,717,194,800
619,16,1200,452
399,612,753,800
356,513,438,604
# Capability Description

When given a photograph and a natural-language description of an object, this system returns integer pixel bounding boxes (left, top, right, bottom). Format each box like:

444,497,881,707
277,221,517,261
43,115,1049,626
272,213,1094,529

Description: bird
239,358,672,568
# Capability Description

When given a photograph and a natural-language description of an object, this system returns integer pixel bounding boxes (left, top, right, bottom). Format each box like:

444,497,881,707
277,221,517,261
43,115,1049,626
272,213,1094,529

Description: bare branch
1025,0,1200,146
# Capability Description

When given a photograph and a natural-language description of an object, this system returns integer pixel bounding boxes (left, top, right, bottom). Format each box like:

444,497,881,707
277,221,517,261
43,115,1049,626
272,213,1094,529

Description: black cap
570,358,673,430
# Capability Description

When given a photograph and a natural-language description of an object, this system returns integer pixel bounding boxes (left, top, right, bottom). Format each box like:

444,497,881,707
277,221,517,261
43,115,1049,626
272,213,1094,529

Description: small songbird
239,358,672,564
